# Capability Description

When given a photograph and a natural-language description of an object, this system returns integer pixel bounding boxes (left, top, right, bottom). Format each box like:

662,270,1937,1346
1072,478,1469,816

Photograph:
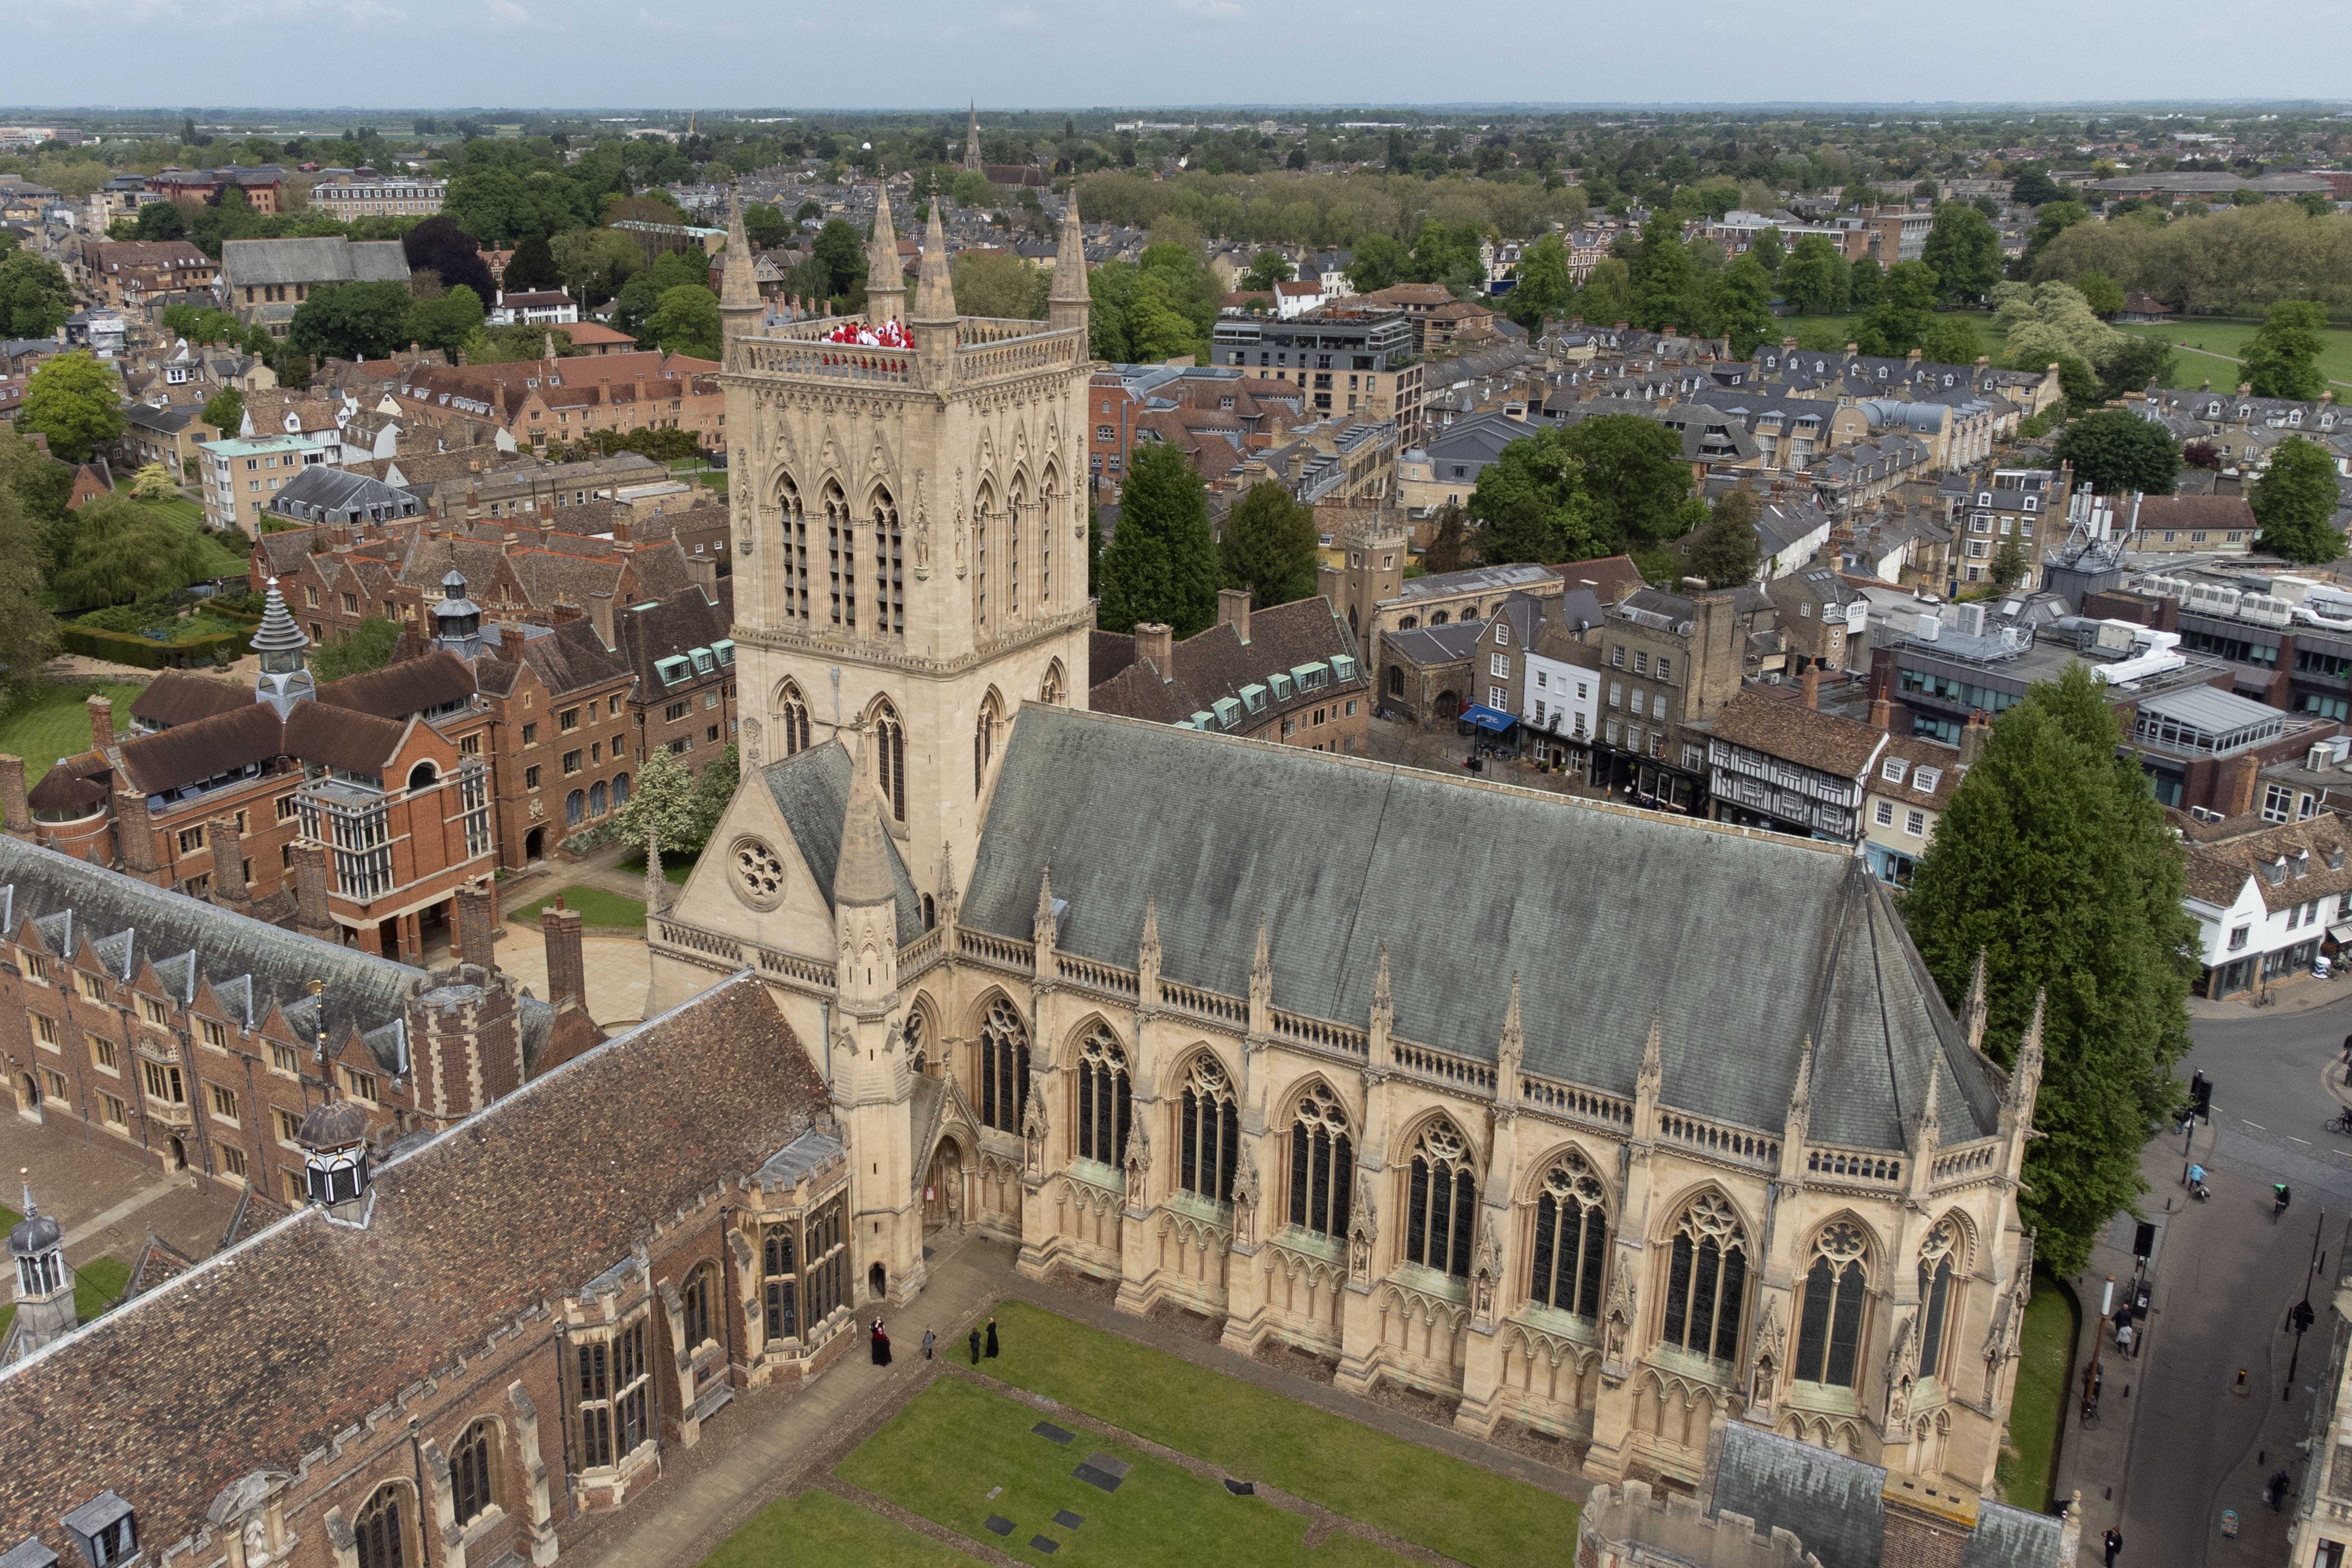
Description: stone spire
964,102,983,172
864,182,906,326
642,819,668,916
1961,947,1989,1056
1032,866,1058,952
1138,893,1160,989
719,183,763,345
912,204,956,324
834,728,897,909
1495,971,1523,1094
1048,188,1089,341
250,576,314,718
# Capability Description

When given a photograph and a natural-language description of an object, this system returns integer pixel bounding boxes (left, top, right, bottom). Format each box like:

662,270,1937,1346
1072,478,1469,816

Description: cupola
249,577,314,718
296,1097,371,1212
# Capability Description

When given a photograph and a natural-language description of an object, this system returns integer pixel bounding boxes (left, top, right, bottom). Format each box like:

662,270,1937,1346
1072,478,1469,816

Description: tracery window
804,1195,847,1324
1075,1023,1131,1165
824,481,853,628
778,683,811,756
779,476,809,620
873,488,904,635
1008,480,1024,617
356,1485,409,1568
1660,1193,1748,1363
974,485,991,631
975,694,1001,797
979,996,1030,1133
1917,1221,1958,1382
681,1263,715,1350
1179,1055,1240,1203
1041,661,1066,706
871,699,906,822
1795,1220,1869,1387
1528,1151,1608,1320
576,1317,649,1467
452,1419,496,1526
1288,1082,1353,1238
1402,1120,1477,1278
762,1223,797,1342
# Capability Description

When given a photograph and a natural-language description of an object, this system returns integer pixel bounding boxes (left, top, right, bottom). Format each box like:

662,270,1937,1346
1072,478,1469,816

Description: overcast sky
13,0,2352,113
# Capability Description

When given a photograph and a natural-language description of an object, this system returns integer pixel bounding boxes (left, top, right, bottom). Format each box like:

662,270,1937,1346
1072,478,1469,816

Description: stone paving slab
0,1108,239,1272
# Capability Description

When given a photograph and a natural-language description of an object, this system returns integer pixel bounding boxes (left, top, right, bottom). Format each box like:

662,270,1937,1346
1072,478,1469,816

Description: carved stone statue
741,714,763,764
953,466,969,578
1603,1269,1637,1365
913,472,933,574
1472,1216,1502,1320
1884,1313,1917,1427
1347,1181,1377,1285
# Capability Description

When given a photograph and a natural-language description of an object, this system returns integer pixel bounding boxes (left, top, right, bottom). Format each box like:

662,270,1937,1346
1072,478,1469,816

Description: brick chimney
542,895,587,1011
113,789,161,883
1135,622,1174,675
85,695,114,754
453,876,499,972
1217,588,1252,643
1800,655,1820,711
2220,751,2262,820
291,841,337,941
1869,697,1893,731
1958,708,1992,769
0,756,26,838
588,590,615,647
208,814,249,909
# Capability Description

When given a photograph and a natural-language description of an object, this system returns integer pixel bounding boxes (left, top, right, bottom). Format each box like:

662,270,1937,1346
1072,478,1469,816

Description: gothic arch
1397,1112,1481,1277
1171,1045,1241,1205
772,679,813,757
974,687,1005,798
964,984,1028,1044
353,1480,420,1568
443,1411,506,1530
902,991,944,1074
1646,1178,1759,1248
1927,1206,1981,1275
863,694,907,823
1796,1208,1887,1265
1039,659,1068,706
773,472,810,621
970,987,1032,1136
1518,1137,1617,1210
1272,1068,1359,1129
1389,1103,1482,1171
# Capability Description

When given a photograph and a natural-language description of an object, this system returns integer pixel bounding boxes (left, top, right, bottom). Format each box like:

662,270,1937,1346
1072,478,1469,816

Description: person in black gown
984,1316,1000,1358
871,1317,892,1366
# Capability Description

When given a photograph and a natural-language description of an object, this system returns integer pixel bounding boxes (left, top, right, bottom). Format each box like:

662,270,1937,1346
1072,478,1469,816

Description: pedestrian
922,1327,936,1360
2271,1467,2292,1513
985,1315,1000,1358
2103,1527,2122,1567
2116,1321,2134,1355
2341,1033,2351,1065
969,1326,982,1365
870,1317,892,1367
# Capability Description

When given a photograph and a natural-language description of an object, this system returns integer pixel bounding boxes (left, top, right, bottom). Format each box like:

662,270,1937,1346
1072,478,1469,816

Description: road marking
2288,1136,2312,1145
2246,1121,2268,1130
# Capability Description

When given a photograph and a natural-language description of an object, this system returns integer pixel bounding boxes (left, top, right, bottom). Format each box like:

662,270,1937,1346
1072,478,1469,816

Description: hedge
60,625,244,671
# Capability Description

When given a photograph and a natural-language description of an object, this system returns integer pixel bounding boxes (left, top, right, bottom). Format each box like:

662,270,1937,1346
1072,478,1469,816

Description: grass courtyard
702,1300,1580,1568
2003,1273,2079,1513
509,884,646,929
0,681,147,782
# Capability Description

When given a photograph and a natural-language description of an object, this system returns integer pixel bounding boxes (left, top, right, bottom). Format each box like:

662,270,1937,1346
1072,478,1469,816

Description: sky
10,0,2352,113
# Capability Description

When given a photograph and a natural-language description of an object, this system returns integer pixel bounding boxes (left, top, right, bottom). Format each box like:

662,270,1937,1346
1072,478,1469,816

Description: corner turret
250,577,313,718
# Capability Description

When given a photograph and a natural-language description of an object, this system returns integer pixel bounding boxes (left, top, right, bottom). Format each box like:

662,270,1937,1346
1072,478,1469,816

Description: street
2086,987,2352,1566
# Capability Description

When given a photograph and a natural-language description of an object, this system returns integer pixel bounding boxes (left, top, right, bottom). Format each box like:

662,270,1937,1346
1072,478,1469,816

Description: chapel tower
964,103,983,173
717,183,1093,899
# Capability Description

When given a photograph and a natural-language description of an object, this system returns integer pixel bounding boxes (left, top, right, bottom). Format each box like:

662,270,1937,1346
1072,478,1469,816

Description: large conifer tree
1097,442,1218,639
1900,666,2197,1274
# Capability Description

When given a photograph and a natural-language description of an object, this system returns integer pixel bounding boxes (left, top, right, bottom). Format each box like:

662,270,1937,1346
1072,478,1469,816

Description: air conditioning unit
1955,603,1988,639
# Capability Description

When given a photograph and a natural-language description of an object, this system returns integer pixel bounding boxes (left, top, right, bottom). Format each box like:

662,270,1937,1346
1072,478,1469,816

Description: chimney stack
1800,655,1821,712
1958,708,1992,769
85,695,114,754
1869,697,1893,732
208,814,249,909
454,876,499,972
542,895,587,1012
1217,588,1252,643
291,841,337,941
0,756,26,838
112,789,160,883
1135,622,1174,675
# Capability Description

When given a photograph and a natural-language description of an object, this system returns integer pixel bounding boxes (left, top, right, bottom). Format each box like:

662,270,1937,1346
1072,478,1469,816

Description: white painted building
2181,812,2352,998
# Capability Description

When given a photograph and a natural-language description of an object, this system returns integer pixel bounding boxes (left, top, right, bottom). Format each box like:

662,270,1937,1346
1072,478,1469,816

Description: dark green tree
503,234,561,291
1506,234,1571,331
2010,167,2064,207
1778,234,1849,316
199,386,245,435
17,352,124,464
2243,300,2329,401
311,616,403,683
1920,315,1984,366
1749,226,1784,278
1627,220,1695,330
1989,537,2028,586
1709,254,1775,358
1848,256,1885,309
644,285,722,359
741,203,791,249
2250,436,2345,564
1683,490,1761,588
1218,482,1319,608
1346,234,1407,294
0,470,55,701
288,281,414,361
1557,414,1696,551
1423,505,1469,573
1097,442,1219,638
49,494,210,609
1241,250,1295,291
811,218,869,301
2100,334,2176,401
1920,204,2002,301
2051,410,2180,496
404,285,486,354
1855,261,1939,355
0,250,73,339
132,200,188,240
1900,665,2196,1275
2073,270,2125,318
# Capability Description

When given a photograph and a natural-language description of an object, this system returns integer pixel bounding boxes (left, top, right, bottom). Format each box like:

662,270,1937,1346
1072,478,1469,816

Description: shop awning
2328,922,2352,947
1458,704,1517,734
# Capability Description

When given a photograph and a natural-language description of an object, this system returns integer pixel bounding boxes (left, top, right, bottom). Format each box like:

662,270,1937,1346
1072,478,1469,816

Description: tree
503,234,560,292
1900,664,2196,1275
17,352,124,464
2021,201,2090,272
274,347,314,391
1855,261,1939,355
1506,233,1570,332
288,281,413,361
2073,270,2125,317
2243,300,2330,401
1848,256,1885,309
1422,505,1469,573
950,252,1049,320
742,203,790,249
1920,204,2002,301
128,463,179,501
615,746,701,859
0,250,70,341
1346,234,1408,294
1749,226,1784,278
1920,315,1983,366
644,285,721,359
1627,220,1696,331
1241,250,1295,291
2011,167,2065,208
401,215,497,305
1097,442,1219,638
1218,482,1319,608
1683,491,1761,588
809,219,869,302
2250,436,2345,564
1778,234,1849,316
2100,334,2176,401
49,494,210,609
0,473,56,701
132,200,188,241
1989,537,2029,586
686,743,739,851
310,616,403,682
1996,281,2125,378
2051,409,2180,496
199,387,245,435
405,285,487,354
1466,426,1594,564
1710,254,1775,358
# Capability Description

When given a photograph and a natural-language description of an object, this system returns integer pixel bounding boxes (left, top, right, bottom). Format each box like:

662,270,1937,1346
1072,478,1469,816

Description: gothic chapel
649,188,2039,1494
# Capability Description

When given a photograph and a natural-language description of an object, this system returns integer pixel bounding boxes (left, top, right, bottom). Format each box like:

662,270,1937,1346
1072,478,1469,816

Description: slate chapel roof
760,742,925,946
958,706,1998,1149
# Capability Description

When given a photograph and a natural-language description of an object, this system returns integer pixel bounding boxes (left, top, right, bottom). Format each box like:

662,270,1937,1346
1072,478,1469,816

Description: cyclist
2275,1182,2293,1220
2187,1161,2209,1199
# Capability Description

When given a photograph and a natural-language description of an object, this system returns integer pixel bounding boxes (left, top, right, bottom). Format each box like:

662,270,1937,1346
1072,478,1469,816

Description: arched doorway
868,1262,887,1301
17,1072,40,1122
168,1136,187,1171
924,1137,964,1233
524,826,544,862
1435,690,1461,720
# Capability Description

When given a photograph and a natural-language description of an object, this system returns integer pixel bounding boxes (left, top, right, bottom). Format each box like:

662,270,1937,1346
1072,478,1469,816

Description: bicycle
2328,1110,2352,1136
2254,991,2279,1008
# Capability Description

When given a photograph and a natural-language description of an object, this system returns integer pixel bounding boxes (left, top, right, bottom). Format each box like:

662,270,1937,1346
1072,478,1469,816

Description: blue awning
1459,704,1517,733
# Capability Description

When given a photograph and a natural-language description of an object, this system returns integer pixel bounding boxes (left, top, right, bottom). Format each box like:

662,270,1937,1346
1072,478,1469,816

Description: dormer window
1881,757,1910,785
1912,767,1941,793
2269,857,2289,886
60,1492,137,1567
2296,849,2312,879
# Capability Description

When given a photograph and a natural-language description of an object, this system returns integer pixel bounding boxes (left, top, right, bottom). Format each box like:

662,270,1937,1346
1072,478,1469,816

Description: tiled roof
1712,688,1888,780
0,973,826,1557
1547,554,1648,605
131,671,252,730
316,650,475,721
1089,598,1361,726
2183,813,2352,912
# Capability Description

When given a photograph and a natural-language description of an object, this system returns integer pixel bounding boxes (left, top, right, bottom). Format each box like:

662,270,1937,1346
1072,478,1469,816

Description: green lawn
0,681,148,782
133,496,205,527
133,499,249,580
2004,1274,2078,1513
1774,309,2352,392
617,847,695,886
837,1377,1413,1568
510,884,646,929
965,1301,1579,1566
74,1256,129,1323
701,1488,971,1568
